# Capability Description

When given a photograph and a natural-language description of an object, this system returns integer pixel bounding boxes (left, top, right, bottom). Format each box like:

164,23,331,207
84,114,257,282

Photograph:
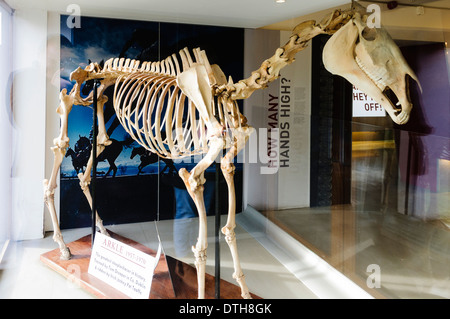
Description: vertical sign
276,31,311,209
352,86,386,117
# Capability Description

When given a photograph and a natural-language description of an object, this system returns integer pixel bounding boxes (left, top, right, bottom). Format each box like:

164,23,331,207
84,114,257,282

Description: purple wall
397,43,449,213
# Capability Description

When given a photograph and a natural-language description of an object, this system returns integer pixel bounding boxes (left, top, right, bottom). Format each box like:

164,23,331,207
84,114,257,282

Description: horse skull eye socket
361,26,377,41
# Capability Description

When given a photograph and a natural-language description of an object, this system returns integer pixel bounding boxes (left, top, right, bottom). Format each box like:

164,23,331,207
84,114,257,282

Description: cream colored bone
43,89,74,260
44,4,416,300
225,9,352,101
322,12,420,124
43,67,113,259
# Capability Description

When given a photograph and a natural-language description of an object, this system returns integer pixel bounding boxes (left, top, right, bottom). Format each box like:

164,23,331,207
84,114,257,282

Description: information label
352,85,386,117
88,232,161,299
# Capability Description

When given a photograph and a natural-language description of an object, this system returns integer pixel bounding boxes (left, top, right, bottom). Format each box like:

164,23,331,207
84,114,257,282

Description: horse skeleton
44,4,418,299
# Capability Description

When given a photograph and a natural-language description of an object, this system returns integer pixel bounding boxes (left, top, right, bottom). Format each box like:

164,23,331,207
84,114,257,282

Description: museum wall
242,28,281,211
11,8,48,240
45,12,61,232
244,29,312,211
0,2,12,247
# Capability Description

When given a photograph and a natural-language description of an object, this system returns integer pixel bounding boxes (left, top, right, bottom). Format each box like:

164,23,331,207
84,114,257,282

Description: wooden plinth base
41,231,259,299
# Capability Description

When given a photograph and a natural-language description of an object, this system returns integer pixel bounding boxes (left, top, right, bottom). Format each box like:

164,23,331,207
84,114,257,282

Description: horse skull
322,12,421,124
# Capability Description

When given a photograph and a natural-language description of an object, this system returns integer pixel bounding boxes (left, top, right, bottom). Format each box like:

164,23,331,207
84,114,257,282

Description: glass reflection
263,38,450,298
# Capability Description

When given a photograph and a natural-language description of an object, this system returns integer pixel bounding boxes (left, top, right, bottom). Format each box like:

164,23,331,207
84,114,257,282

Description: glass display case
244,1,450,298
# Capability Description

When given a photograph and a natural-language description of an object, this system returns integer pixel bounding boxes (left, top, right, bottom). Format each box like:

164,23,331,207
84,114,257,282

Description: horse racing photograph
58,14,244,229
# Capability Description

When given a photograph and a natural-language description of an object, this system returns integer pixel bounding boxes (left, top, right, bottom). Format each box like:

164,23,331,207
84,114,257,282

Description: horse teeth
356,56,386,90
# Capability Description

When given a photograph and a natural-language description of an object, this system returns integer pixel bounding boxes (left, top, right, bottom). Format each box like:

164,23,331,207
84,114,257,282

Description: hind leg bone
43,89,74,259
43,147,71,260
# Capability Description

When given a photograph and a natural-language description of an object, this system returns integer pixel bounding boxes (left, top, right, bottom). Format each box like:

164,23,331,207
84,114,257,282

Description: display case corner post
215,160,222,299
92,79,100,247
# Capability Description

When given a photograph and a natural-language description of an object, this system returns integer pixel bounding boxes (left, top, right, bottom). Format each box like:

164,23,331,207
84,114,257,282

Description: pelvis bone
323,12,421,124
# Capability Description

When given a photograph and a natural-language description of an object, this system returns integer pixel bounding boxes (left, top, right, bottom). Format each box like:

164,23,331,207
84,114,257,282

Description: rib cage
113,72,203,159
111,47,241,160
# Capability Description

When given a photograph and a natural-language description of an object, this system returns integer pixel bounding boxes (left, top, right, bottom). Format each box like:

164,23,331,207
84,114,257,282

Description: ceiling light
276,0,286,3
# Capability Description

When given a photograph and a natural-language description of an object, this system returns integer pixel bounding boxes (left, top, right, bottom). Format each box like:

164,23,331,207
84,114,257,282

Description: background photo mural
59,15,244,229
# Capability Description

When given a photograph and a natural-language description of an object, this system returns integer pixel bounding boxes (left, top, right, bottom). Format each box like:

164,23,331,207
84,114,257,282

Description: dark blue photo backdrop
59,15,244,229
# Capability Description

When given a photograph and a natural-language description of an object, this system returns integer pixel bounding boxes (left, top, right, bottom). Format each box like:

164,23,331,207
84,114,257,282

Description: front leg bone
54,89,73,149
96,95,112,147
220,126,254,299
